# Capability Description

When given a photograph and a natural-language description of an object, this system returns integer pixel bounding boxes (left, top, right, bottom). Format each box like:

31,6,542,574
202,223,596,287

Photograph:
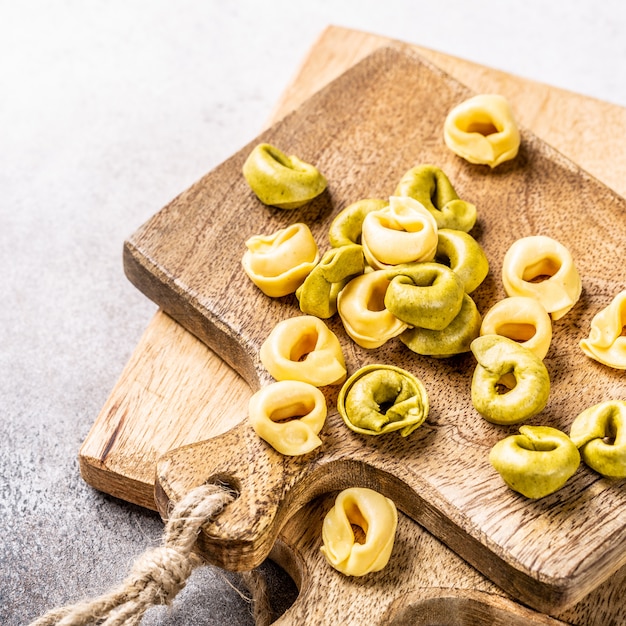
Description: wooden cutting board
79,26,626,624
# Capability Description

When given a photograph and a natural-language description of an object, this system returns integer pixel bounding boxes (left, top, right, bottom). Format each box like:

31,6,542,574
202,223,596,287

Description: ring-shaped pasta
320,487,398,576
248,380,327,456
394,164,477,232
489,426,580,499
580,290,626,369
361,196,438,269
242,223,319,297
401,293,482,357
328,198,387,248
443,94,521,168
384,262,465,331
470,334,550,425
296,244,364,319
435,229,489,293
569,400,626,478
480,296,552,360
242,143,327,209
337,271,409,349
501,235,582,320
259,315,347,386
337,364,429,437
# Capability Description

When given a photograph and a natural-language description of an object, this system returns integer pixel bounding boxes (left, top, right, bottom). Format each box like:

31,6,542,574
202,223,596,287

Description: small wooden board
79,27,626,624
120,42,626,613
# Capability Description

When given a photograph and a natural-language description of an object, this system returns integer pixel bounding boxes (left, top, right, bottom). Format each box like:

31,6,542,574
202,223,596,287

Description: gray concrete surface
2,1,626,624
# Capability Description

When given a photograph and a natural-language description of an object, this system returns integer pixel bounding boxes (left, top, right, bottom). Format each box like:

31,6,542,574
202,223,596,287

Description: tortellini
384,263,465,331
400,293,482,358
489,426,580,499
470,334,550,425
580,290,626,369
443,94,521,168
320,487,398,576
242,223,319,297
435,228,489,294
480,296,553,360
243,143,327,209
296,244,364,319
337,271,409,349
394,164,477,232
328,198,387,248
259,315,347,386
569,400,626,478
337,364,429,437
501,235,582,320
360,196,438,269
248,381,327,456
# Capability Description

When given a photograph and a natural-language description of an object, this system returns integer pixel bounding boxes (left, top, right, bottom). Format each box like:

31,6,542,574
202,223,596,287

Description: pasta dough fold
580,290,626,369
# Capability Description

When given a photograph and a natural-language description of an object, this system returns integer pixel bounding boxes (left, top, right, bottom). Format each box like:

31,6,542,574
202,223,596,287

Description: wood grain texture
123,43,626,613
78,26,626,624
272,491,626,625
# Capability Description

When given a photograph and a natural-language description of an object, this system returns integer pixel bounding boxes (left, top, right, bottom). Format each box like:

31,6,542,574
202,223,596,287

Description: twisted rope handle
30,484,273,626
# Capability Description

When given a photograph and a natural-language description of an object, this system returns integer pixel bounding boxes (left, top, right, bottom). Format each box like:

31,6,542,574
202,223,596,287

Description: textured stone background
2,1,626,624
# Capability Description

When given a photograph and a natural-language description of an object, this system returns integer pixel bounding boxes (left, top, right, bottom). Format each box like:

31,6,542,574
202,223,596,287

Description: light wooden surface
124,42,626,613
79,26,626,624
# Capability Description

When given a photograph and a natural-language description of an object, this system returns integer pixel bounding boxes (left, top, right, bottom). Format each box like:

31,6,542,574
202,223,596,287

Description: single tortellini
243,143,327,209
394,164,477,232
259,315,347,386
337,271,409,349
480,296,552,360
400,293,482,358
435,228,489,293
470,334,550,425
321,487,398,577
328,198,387,248
360,196,438,269
569,400,626,478
296,244,364,319
580,290,626,369
489,426,580,499
337,364,429,437
384,262,465,331
501,235,582,320
248,380,327,456
242,223,319,297
443,94,521,168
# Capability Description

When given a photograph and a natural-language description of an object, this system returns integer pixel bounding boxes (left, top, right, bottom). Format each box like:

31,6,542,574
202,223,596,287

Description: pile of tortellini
241,94,626,510
244,160,489,359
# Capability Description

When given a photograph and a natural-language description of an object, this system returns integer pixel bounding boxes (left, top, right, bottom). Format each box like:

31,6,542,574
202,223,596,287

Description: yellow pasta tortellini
337,271,409,349
337,364,429,437
480,296,553,360
321,487,398,577
580,290,626,369
296,244,364,319
443,94,521,168
259,315,347,386
569,400,626,478
394,164,477,232
242,143,327,209
248,380,327,456
361,196,438,269
501,235,582,320
242,223,319,297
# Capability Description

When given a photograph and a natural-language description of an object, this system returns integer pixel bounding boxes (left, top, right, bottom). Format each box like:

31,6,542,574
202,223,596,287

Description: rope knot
127,545,196,606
